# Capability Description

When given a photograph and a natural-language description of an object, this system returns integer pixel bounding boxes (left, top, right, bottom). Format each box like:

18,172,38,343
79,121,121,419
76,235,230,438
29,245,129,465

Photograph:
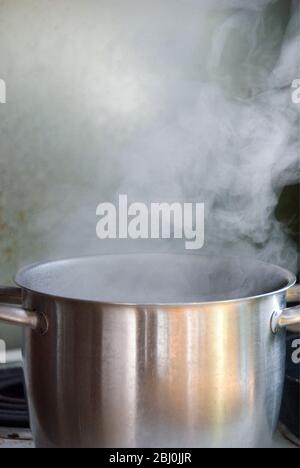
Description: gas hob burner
279,331,300,447
0,367,30,429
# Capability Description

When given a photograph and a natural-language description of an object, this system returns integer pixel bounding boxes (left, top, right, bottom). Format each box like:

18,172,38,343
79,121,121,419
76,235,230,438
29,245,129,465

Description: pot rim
15,253,296,308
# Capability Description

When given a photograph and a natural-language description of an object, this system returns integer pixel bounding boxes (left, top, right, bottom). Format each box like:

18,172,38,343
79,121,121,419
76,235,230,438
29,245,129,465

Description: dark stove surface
0,367,29,429
280,331,300,446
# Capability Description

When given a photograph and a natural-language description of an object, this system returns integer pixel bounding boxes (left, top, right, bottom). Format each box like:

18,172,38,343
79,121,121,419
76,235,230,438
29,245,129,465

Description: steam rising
0,0,299,283
16,254,294,304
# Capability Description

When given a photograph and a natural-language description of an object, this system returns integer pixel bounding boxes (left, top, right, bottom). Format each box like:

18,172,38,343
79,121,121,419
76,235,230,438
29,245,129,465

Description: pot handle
286,284,300,303
276,306,300,330
0,286,47,334
271,284,300,333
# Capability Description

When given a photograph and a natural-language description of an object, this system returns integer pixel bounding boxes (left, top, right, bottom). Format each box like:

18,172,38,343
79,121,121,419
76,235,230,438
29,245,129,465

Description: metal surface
0,255,299,448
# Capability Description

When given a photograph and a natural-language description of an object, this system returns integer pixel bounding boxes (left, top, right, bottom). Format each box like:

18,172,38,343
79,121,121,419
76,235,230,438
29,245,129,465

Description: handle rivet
271,311,281,334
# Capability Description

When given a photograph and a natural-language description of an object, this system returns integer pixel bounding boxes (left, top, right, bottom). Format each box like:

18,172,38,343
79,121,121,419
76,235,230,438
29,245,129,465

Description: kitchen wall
0,0,228,285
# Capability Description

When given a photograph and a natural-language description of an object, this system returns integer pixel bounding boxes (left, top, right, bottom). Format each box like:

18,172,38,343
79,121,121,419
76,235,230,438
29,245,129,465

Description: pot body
22,290,286,448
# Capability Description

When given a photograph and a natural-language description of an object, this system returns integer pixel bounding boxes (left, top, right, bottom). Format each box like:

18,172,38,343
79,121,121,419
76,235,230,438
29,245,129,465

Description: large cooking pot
0,254,299,448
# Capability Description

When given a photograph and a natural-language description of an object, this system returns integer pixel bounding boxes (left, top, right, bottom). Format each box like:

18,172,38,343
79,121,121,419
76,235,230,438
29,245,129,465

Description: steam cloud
116,0,300,270
0,0,299,284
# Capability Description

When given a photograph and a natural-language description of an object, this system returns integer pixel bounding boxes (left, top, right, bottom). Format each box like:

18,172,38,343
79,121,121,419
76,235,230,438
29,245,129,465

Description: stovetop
0,427,295,449
0,366,33,448
0,429,33,449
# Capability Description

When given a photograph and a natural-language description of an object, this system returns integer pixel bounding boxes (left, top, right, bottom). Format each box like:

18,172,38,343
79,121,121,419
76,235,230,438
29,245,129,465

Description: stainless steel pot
0,254,299,448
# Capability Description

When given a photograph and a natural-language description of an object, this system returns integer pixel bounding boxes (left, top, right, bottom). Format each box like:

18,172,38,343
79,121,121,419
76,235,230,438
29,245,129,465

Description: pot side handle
277,305,300,330
271,284,300,334
0,286,47,334
286,284,300,303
